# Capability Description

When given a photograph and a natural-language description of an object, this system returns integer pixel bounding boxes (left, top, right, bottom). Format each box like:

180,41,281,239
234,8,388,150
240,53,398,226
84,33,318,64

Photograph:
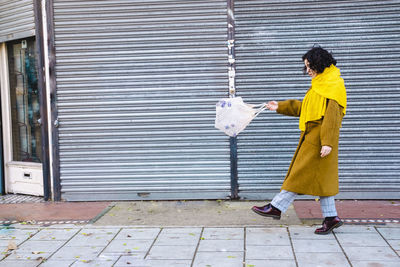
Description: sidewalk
0,224,399,266
0,199,399,266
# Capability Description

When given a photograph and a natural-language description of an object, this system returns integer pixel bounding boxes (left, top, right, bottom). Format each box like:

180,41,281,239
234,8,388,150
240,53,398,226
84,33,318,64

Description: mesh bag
215,97,266,137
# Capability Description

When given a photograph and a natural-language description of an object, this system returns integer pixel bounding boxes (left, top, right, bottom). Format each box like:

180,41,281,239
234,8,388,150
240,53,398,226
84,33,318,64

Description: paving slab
295,252,350,267
245,259,296,267
70,255,119,267
288,225,337,240
192,251,244,267
201,227,244,240
16,240,65,252
343,246,399,261
246,245,294,260
66,234,115,247
146,245,197,260
30,228,79,241
39,259,76,267
335,231,389,247
115,228,160,240
103,239,153,253
376,227,400,239
350,260,400,267
246,228,291,246
291,239,342,253
197,239,243,252
0,259,41,267
50,246,105,261
115,258,191,267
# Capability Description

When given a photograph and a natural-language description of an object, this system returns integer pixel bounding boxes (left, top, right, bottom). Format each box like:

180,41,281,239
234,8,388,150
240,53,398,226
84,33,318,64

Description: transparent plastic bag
215,97,266,137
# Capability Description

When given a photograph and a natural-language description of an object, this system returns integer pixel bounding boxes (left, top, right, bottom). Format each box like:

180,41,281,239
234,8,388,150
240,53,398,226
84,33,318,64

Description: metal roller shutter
52,0,230,200
235,0,400,199
0,0,35,42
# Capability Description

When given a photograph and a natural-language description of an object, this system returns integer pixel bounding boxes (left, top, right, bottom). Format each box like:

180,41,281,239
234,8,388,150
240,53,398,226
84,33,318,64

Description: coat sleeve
321,99,344,147
277,100,302,117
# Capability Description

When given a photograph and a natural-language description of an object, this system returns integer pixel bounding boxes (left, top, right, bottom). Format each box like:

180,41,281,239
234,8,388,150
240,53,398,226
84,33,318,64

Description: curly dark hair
302,47,337,74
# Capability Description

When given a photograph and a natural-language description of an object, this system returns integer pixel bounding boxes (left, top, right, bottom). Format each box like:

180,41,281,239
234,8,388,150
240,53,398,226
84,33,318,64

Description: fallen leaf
81,232,92,236
7,241,17,251
32,251,44,255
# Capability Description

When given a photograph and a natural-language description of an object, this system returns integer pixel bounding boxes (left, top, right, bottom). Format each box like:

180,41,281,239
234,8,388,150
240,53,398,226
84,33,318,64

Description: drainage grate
0,194,45,204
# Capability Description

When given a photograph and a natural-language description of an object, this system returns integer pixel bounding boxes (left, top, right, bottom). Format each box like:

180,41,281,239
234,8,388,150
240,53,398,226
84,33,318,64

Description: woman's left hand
320,145,332,157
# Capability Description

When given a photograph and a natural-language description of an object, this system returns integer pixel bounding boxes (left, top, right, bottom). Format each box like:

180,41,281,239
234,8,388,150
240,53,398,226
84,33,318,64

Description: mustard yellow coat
277,98,344,196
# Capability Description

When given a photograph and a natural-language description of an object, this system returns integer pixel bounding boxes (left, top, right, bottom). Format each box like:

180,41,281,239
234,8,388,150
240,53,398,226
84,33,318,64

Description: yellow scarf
299,64,347,131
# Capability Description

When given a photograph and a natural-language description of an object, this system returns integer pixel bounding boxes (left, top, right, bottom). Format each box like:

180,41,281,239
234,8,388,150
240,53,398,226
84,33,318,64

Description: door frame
0,34,51,199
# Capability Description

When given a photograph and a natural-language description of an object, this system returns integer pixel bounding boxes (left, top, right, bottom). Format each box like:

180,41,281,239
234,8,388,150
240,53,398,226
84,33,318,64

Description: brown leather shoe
251,204,281,220
314,216,343,235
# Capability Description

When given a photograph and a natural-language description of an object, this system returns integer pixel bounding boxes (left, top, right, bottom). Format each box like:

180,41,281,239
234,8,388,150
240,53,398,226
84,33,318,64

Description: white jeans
271,190,338,217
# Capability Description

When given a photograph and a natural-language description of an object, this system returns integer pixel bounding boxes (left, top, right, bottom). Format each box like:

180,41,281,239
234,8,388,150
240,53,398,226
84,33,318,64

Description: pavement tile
0,228,38,241
0,259,42,267
146,245,196,260
155,231,200,246
79,228,120,235
343,246,399,261
66,233,115,247
103,239,153,253
197,239,243,252
296,252,350,267
289,226,336,240
333,225,377,233
161,228,202,234
202,228,244,240
192,251,243,267
71,255,120,267
16,240,65,252
6,250,52,260
50,246,104,261
115,228,160,240
246,228,291,246
335,232,388,247
114,259,192,267
246,245,293,260
291,239,342,253
376,227,400,239
244,259,296,267
30,228,79,241
39,259,76,267
350,260,400,267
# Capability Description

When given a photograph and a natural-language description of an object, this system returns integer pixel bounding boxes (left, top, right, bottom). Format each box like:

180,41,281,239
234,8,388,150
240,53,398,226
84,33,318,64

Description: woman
252,47,347,235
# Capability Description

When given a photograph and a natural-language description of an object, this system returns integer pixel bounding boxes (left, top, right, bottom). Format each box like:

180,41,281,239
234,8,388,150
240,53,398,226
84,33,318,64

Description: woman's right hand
266,101,278,111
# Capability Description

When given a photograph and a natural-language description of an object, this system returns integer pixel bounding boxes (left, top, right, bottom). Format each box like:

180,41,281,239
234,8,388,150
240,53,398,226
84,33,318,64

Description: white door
0,38,43,196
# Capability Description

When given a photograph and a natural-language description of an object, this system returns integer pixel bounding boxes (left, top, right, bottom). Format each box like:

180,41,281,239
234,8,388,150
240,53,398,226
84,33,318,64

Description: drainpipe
227,0,239,199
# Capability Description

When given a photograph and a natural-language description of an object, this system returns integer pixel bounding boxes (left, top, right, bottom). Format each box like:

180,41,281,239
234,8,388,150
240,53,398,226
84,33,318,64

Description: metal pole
227,0,238,199
33,0,51,201
45,0,61,201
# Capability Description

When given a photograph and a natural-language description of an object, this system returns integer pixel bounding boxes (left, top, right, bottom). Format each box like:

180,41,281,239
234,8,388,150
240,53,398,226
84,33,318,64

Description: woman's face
304,59,317,79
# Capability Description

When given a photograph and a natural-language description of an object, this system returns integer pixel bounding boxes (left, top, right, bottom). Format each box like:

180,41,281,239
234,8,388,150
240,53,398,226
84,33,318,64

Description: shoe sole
251,207,281,220
314,221,344,235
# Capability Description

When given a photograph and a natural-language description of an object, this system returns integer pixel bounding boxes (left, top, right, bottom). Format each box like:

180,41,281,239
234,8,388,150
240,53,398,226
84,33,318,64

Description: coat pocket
303,121,321,147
